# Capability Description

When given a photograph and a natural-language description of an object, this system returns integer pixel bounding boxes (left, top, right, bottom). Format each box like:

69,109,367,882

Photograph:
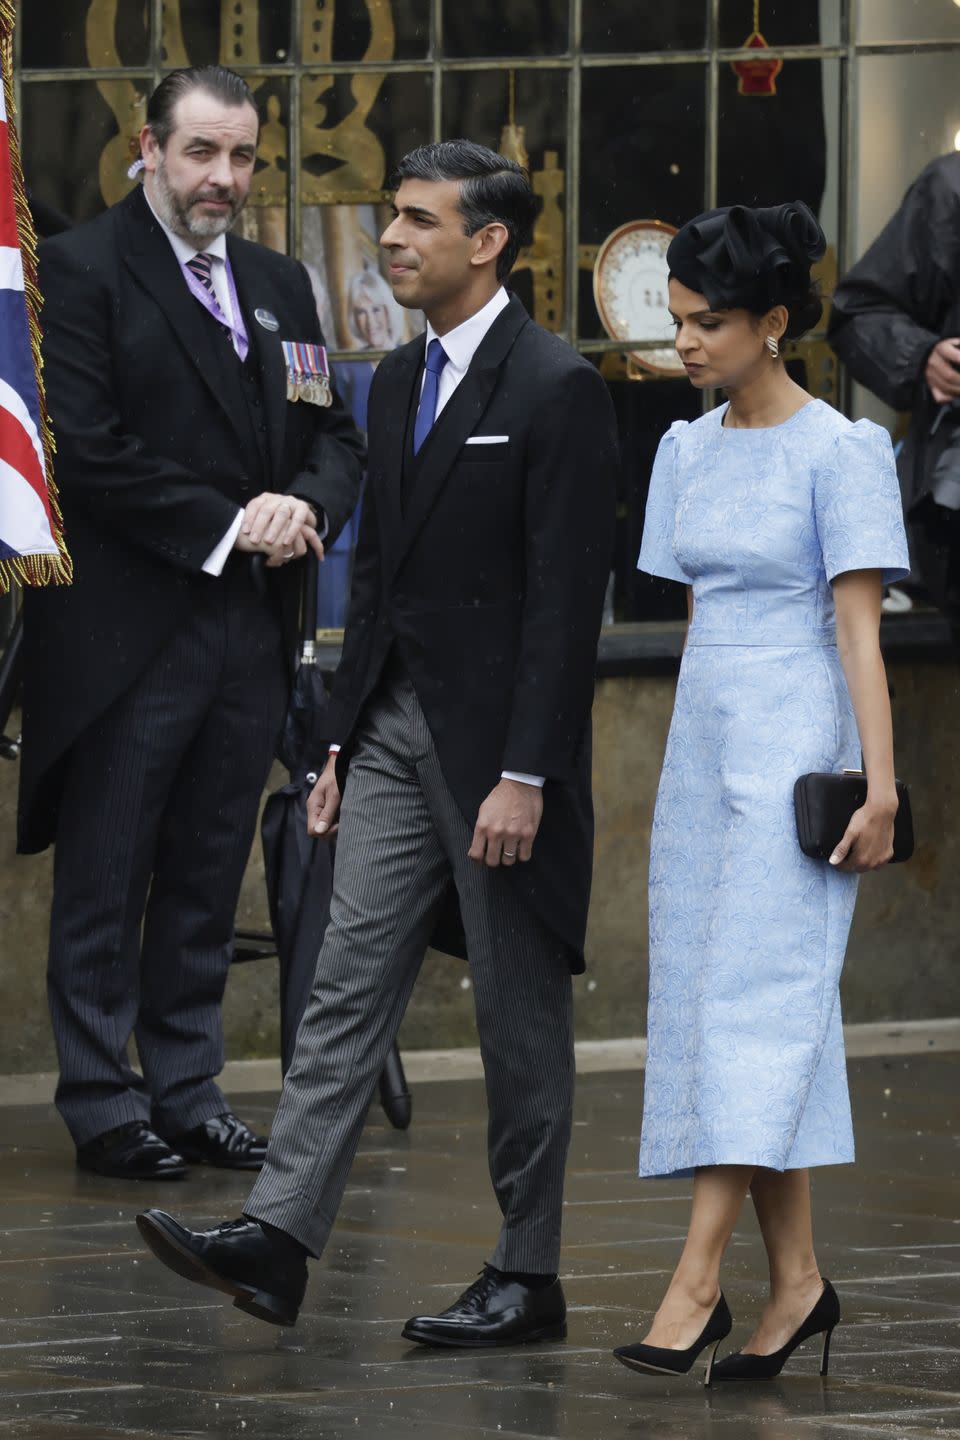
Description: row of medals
286,371,333,407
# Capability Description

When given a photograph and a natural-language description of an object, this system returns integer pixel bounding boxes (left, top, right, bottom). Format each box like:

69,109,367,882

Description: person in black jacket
828,152,960,617
136,140,619,1349
18,66,365,1180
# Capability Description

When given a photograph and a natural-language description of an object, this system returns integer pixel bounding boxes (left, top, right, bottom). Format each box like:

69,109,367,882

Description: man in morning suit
137,141,619,1347
17,67,364,1180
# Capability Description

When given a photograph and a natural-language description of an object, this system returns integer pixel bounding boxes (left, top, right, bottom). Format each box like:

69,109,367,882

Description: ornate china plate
593,219,684,376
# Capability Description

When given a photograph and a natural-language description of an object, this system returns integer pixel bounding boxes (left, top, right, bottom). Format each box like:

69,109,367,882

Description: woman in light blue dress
614,204,909,1386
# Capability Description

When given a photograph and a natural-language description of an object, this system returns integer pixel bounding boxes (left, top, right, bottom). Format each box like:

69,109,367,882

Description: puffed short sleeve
813,419,910,585
638,420,692,584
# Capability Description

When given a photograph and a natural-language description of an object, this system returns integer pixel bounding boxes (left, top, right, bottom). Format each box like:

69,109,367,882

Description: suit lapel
393,296,530,571
374,337,422,550
118,188,247,447
228,238,286,484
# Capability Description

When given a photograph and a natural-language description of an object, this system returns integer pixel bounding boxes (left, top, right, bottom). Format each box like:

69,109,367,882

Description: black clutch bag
793,770,914,864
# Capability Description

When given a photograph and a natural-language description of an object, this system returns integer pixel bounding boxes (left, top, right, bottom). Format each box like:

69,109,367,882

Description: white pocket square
465,435,509,444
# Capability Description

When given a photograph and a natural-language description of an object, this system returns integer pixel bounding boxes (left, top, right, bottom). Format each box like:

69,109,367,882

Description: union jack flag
0,1,69,593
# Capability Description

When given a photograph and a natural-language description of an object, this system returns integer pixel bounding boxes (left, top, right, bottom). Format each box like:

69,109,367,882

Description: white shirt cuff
501,770,545,788
202,509,243,576
328,744,341,754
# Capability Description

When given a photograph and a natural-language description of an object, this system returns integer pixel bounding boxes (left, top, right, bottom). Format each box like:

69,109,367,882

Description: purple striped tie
186,251,215,292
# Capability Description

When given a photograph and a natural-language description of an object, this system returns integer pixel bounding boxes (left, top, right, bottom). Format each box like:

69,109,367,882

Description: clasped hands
307,759,543,868
234,492,324,568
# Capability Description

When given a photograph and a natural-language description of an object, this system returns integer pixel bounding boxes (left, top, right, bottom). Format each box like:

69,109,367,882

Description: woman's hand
829,798,898,872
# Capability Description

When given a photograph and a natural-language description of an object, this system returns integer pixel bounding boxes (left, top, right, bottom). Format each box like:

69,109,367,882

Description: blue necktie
413,338,449,454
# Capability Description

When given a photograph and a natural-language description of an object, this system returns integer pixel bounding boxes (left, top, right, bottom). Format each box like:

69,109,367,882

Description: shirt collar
425,287,509,374
142,184,228,268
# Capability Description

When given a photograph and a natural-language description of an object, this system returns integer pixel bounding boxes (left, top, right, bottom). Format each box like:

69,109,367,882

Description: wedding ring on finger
503,849,517,859
283,549,294,559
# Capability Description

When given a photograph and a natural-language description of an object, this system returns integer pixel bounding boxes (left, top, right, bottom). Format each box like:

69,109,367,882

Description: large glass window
14,0,960,629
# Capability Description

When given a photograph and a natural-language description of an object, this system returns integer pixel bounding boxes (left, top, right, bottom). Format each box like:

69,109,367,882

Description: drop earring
765,334,780,359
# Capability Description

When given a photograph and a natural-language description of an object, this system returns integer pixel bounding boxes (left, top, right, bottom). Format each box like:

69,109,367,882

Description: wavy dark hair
392,140,539,282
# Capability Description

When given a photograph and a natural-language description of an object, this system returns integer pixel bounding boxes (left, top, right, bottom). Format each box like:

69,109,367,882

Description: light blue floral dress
637,400,910,1178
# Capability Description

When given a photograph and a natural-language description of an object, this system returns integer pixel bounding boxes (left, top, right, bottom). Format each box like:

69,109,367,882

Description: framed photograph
301,202,424,354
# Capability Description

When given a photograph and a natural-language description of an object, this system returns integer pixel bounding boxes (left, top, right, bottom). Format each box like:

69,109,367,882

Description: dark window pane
442,0,568,58
583,2,706,52
21,0,149,68
233,77,290,254
718,57,839,331
580,64,706,340
301,0,430,62
443,69,567,332
300,72,431,204
718,0,839,48
163,1,292,67
21,78,150,223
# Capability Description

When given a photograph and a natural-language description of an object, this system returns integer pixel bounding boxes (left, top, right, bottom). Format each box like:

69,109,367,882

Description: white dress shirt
332,287,544,789
143,189,244,576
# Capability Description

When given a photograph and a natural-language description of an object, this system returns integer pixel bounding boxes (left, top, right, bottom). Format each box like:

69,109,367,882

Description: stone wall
1,654,957,1074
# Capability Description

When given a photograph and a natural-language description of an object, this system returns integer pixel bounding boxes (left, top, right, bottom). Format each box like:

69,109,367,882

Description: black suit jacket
327,296,619,969
17,185,365,853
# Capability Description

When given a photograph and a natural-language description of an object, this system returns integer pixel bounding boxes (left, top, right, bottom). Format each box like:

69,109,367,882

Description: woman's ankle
767,1261,822,1304
668,1270,722,1311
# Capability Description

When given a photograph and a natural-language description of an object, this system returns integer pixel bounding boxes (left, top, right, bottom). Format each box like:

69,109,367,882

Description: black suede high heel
710,1279,840,1381
613,1294,733,1387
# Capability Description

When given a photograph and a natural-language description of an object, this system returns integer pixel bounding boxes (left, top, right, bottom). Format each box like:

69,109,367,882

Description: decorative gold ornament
220,0,261,65
86,0,146,206
765,334,780,359
498,72,565,333
499,72,529,171
300,0,393,202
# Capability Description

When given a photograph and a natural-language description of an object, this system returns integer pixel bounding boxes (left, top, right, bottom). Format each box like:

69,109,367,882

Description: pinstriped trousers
47,565,287,1145
245,668,575,1273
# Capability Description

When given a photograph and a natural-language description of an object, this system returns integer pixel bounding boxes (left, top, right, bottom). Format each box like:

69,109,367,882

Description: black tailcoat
828,153,960,608
17,185,365,852
327,296,619,970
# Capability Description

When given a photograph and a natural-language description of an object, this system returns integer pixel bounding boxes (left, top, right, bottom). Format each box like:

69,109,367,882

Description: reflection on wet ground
1,1054,958,1437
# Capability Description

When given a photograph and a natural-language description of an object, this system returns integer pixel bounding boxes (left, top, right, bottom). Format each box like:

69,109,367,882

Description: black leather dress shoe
401,1266,567,1349
76,1121,187,1180
160,1112,267,1170
136,1210,306,1326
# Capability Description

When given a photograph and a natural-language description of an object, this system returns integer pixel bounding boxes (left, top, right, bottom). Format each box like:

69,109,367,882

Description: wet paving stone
0,1055,958,1437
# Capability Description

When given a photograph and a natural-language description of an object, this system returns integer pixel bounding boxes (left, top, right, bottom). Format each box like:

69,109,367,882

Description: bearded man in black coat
18,67,364,1179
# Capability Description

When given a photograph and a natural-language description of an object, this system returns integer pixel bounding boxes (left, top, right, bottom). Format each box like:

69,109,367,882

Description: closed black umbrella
243,552,411,1128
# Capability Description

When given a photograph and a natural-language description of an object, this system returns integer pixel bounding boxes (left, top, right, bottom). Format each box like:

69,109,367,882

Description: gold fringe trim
0,0,72,595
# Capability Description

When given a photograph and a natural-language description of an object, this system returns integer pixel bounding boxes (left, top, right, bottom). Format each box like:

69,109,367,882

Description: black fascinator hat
667,201,826,338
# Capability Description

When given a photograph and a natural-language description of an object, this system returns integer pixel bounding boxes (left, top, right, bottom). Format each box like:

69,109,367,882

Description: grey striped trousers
245,669,575,1273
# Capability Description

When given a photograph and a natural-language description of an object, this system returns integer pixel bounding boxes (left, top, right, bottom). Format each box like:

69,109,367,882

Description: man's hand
468,778,543,868
235,493,325,567
925,338,960,404
306,753,341,838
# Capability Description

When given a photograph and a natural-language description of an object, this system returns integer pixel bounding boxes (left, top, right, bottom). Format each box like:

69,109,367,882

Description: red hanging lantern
731,2,783,97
